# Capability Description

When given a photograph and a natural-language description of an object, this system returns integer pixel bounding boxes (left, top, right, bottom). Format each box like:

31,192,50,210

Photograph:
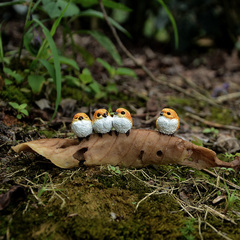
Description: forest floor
1,21,240,239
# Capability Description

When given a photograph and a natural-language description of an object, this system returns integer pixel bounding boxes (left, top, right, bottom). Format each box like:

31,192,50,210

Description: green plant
97,58,137,79
191,136,203,147
9,102,29,119
180,218,195,240
224,181,238,213
108,165,122,175
203,127,219,137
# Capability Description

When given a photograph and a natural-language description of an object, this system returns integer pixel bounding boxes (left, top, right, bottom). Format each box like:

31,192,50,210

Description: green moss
0,85,31,104
167,97,193,110
208,107,233,125
39,130,57,138
62,87,83,102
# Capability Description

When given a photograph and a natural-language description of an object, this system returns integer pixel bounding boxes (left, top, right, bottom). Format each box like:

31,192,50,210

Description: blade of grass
157,0,178,49
0,1,25,7
87,30,122,65
33,19,61,120
36,0,71,59
76,9,130,37
33,1,72,119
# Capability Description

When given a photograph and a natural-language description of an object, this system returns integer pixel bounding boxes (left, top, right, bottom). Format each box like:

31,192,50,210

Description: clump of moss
208,107,233,125
38,129,57,138
0,85,31,104
167,97,193,111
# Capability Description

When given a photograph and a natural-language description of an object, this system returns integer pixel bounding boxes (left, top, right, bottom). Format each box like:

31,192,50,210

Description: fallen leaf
0,186,26,210
12,129,240,170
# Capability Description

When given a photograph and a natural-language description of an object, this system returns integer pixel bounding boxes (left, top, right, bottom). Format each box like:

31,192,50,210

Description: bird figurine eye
97,113,101,117
78,116,83,120
121,111,125,115
167,112,171,115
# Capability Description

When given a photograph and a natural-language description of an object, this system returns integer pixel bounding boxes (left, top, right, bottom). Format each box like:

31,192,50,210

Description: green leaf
95,91,106,100
0,1,25,7
157,0,178,49
88,30,122,65
4,79,13,85
110,166,116,171
96,58,115,77
23,30,40,56
9,102,20,109
20,109,29,116
33,19,62,120
78,9,130,37
115,169,121,174
74,0,97,8
17,114,22,119
42,0,80,19
58,56,80,70
19,103,27,110
3,67,24,84
89,82,101,94
36,1,71,60
64,75,81,87
79,68,93,84
116,67,137,78
102,0,131,12
28,75,45,94
75,0,131,11
39,59,55,80
106,83,118,94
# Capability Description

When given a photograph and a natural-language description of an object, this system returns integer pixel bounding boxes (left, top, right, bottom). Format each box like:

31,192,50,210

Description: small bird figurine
71,113,93,140
113,108,132,136
92,109,113,136
156,108,180,135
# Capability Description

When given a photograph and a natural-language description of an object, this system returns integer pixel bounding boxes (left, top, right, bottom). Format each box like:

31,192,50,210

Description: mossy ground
1,147,240,240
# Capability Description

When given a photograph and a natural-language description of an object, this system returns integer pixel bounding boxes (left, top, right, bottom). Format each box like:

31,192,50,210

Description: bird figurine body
92,109,113,135
113,108,132,136
71,113,93,139
156,108,180,135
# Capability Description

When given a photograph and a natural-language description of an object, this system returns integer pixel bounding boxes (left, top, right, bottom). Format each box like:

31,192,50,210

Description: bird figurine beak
160,112,164,116
102,113,107,118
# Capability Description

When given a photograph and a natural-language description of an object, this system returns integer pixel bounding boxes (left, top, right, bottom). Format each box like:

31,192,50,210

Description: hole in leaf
138,150,144,161
156,150,162,157
58,140,79,149
73,148,88,162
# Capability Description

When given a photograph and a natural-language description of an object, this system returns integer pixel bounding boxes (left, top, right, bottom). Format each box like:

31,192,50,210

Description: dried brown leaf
12,129,240,170
0,186,26,210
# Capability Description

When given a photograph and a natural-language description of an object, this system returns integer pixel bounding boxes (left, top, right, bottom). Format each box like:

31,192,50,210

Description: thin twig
135,189,159,211
216,92,240,104
203,169,240,191
205,221,233,240
198,216,204,240
204,205,236,224
186,113,240,131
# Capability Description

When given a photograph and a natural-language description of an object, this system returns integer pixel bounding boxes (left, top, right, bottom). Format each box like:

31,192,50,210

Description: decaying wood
12,129,240,170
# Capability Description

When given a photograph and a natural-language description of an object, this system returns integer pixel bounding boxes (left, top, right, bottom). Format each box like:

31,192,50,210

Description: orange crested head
114,108,133,125
158,108,180,130
92,109,111,123
72,113,91,123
